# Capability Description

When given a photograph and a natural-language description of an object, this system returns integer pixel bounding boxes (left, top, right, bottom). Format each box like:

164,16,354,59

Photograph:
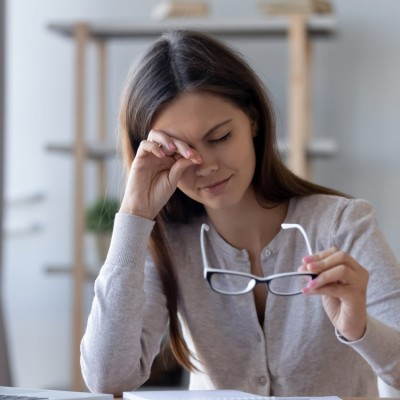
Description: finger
298,248,337,273
146,131,180,158
168,157,195,187
307,259,368,291
297,264,307,272
171,141,202,164
302,247,337,264
151,139,178,155
302,281,351,298
302,247,339,272
147,130,177,154
148,130,202,163
302,279,367,304
138,139,166,158
304,264,353,291
305,250,359,274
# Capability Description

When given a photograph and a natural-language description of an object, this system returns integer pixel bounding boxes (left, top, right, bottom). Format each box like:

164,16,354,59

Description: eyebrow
202,118,233,139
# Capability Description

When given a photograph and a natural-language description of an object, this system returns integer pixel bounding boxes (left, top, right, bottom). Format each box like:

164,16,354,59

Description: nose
195,153,219,177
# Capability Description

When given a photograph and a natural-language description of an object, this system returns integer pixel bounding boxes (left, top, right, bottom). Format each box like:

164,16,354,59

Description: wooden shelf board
45,265,97,281
277,137,337,158
46,142,118,160
47,16,337,40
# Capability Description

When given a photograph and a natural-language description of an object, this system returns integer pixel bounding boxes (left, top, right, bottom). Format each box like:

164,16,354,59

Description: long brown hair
118,30,345,370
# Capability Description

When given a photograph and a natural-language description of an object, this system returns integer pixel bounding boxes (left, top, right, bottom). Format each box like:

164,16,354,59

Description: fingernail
168,143,177,150
193,156,202,163
186,149,194,157
303,255,313,263
307,280,317,288
307,263,318,271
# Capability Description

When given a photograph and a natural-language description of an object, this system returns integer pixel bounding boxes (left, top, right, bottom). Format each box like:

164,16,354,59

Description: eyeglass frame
200,222,318,296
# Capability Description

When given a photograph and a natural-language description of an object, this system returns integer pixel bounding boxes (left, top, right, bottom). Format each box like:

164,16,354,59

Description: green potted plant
86,196,120,263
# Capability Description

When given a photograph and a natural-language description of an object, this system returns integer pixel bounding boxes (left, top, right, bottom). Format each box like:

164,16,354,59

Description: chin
203,196,242,211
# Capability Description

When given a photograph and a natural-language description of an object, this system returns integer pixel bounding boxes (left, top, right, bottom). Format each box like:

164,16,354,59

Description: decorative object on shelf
259,0,333,15
85,196,119,264
151,1,209,20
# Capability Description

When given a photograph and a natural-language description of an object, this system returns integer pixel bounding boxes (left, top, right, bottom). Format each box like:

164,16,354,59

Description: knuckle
138,139,147,149
337,250,346,260
338,264,347,275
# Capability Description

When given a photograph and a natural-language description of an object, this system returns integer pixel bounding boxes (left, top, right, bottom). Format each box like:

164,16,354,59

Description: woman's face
152,91,257,212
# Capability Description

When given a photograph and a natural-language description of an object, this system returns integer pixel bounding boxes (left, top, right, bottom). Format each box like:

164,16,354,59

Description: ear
251,119,258,138
247,106,258,138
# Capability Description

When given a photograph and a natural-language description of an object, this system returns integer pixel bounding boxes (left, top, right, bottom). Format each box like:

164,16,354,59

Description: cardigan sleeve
331,199,400,390
80,213,169,395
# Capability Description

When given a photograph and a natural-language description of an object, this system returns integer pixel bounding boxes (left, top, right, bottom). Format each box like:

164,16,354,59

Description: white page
123,391,265,400
123,390,341,400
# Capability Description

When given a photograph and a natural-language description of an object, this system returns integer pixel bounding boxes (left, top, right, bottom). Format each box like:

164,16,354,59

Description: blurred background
0,0,399,396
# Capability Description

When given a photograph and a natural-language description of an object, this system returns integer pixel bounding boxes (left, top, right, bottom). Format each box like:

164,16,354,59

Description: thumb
168,158,195,188
297,264,307,272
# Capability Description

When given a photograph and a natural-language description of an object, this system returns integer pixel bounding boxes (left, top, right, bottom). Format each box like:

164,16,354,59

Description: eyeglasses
200,223,317,296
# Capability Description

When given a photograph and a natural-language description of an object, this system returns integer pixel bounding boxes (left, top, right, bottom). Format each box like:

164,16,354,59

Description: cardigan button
262,248,272,258
258,376,267,385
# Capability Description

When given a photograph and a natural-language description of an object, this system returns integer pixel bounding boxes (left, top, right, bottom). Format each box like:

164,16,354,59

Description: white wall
0,0,12,386
4,0,161,389
3,0,400,392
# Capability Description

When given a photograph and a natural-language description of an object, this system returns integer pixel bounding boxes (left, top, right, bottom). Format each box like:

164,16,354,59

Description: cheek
234,139,256,168
237,143,257,184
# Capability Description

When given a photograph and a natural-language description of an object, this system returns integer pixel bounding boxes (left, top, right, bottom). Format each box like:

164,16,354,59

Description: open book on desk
123,390,342,400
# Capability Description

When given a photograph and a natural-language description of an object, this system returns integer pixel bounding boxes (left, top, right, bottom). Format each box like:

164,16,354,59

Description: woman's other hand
299,248,369,341
119,129,202,220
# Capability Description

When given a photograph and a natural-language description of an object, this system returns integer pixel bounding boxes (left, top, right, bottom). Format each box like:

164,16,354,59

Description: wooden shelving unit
47,15,337,390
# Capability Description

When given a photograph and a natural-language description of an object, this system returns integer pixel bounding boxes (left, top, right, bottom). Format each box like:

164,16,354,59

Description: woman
80,30,400,397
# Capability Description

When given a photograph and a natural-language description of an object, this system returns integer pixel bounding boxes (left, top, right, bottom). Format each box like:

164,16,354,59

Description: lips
201,176,231,192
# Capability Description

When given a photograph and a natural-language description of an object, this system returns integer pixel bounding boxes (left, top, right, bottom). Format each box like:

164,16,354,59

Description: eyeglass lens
268,274,313,295
210,273,256,295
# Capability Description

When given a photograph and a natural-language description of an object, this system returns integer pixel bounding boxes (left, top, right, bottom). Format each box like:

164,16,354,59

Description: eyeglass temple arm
200,224,211,278
281,223,313,255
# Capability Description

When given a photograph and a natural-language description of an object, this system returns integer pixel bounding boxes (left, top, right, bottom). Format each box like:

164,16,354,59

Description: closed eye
208,132,232,145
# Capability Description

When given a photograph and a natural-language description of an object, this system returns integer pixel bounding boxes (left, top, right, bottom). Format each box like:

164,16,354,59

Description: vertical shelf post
95,39,107,196
304,33,313,179
287,15,312,179
72,23,89,391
